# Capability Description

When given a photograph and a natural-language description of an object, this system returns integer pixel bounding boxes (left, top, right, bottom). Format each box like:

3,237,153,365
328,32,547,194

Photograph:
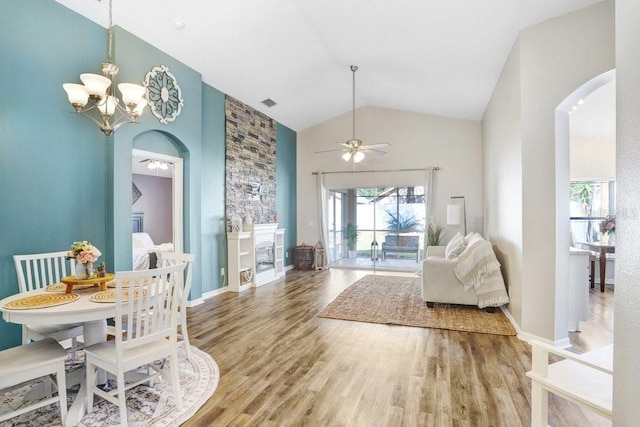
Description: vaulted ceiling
55,0,603,131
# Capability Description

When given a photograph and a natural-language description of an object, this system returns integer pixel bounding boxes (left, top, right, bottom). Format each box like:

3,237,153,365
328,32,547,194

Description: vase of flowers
67,241,102,279
599,214,616,244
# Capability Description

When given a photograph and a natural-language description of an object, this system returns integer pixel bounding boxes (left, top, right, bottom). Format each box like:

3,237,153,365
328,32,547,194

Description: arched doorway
130,130,186,269
555,69,615,338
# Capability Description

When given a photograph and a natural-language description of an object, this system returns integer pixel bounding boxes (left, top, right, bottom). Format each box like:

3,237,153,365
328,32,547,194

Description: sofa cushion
445,232,465,260
464,232,482,245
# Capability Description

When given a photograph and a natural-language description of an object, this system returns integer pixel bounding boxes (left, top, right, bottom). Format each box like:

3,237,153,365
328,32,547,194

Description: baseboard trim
186,286,229,307
501,306,571,348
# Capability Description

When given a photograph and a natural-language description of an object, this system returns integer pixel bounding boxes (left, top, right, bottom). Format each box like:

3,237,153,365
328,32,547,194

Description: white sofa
422,245,479,307
421,233,509,310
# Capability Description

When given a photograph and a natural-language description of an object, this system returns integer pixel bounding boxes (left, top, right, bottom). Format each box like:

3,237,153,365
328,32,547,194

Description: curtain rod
312,167,439,175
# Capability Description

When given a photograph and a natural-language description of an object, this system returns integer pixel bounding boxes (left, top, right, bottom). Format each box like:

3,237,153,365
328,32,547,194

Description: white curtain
423,168,435,257
316,173,332,265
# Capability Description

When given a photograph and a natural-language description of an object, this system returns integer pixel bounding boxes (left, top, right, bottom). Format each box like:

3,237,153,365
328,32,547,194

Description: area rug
0,344,219,426
318,275,516,336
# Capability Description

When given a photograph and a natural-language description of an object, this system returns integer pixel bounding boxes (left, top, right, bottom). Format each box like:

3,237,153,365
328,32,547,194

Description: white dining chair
13,251,84,360
0,338,68,424
158,252,195,360
84,263,187,426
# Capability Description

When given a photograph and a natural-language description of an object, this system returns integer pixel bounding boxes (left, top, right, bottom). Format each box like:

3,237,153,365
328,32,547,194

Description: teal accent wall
201,84,227,292
0,0,296,350
107,27,204,299
276,124,298,265
0,0,108,349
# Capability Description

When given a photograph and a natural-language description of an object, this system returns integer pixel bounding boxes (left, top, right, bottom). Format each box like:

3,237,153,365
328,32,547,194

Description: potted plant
344,223,358,258
427,220,445,246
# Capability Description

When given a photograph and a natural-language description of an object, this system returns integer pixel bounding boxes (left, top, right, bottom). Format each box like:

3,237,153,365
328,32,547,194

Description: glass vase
75,260,86,279
85,262,95,279
75,261,95,279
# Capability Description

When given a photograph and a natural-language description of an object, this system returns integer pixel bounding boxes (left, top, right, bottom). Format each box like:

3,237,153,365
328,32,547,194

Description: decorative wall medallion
143,65,184,125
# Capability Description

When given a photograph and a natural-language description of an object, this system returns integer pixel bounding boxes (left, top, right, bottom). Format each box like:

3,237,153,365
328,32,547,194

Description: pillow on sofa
458,233,484,258
445,232,466,260
464,232,482,244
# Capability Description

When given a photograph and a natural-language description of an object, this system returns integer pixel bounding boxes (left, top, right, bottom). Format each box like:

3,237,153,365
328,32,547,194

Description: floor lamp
447,196,467,235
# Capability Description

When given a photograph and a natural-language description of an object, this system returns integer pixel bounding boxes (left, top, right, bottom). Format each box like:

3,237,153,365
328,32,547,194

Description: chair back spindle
14,251,75,293
114,264,185,354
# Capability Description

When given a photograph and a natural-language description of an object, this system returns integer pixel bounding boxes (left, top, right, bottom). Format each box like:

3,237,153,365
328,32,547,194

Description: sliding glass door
330,185,426,271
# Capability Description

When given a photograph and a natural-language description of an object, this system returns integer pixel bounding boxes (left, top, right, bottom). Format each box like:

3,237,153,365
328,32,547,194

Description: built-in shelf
227,224,285,292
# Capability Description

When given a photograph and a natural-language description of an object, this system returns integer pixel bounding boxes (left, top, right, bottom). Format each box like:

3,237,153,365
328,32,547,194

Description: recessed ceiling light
173,19,186,30
261,98,277,108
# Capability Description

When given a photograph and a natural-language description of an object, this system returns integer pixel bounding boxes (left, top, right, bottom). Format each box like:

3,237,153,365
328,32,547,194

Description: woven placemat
4,293,80,310
90,289,148,303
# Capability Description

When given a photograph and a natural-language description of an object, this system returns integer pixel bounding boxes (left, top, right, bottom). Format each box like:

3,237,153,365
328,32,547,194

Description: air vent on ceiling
261,98,277,108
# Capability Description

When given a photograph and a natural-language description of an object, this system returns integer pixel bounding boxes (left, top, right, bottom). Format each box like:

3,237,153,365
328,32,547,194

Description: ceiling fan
139,158,170,170
316,65,390,163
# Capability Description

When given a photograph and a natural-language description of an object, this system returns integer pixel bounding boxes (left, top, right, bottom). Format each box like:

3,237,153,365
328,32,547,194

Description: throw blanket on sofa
453,239,510,308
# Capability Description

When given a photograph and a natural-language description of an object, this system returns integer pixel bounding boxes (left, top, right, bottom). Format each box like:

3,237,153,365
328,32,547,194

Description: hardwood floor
184,269,613,426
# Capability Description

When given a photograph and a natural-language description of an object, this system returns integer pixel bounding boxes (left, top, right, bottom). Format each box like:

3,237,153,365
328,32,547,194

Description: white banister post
530,344,549,427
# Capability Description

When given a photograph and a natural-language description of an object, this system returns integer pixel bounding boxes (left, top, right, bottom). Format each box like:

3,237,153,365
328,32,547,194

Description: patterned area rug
0,344,219,426
318,275,516,336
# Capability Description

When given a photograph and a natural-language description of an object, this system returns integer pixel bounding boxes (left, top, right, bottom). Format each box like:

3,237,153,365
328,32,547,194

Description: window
570,180,615,242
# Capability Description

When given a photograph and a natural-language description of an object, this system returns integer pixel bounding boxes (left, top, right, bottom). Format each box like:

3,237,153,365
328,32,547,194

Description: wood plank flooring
184,269,613,426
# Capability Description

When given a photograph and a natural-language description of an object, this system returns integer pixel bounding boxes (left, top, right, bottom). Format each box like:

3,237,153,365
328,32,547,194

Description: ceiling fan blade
315,148,349,154
361,142,390,149
364,149,388,155
336,142,352,148
138,159,151,163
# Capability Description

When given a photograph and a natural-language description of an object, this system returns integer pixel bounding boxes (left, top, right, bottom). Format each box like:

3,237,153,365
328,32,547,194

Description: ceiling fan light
342,152,352,162
353,151,365,163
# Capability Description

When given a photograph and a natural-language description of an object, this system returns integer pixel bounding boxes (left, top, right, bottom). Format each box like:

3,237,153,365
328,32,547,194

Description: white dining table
0,287,117,427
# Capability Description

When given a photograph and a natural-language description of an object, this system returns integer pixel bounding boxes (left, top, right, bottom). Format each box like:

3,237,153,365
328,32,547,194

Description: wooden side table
61,273,115,294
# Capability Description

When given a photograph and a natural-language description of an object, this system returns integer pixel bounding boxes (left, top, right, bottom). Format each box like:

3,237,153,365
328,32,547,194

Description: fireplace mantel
227,223,285,292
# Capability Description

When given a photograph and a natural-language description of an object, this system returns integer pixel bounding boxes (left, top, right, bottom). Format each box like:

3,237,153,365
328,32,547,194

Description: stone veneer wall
225,96,277,226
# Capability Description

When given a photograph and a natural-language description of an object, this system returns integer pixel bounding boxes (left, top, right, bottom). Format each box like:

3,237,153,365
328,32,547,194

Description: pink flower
67,241,101,264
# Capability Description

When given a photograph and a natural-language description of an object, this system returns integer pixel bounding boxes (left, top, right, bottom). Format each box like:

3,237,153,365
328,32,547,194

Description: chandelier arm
71,104,109,128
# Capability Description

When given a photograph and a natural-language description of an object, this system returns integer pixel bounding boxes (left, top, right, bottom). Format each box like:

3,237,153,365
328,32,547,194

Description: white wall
614,0,640,422
297,106,482,246
482,38,524,328
482,0,615,341
570,135,616,180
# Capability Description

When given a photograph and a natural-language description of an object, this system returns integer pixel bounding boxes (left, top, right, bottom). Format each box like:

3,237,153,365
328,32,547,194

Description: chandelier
62,0,146,136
